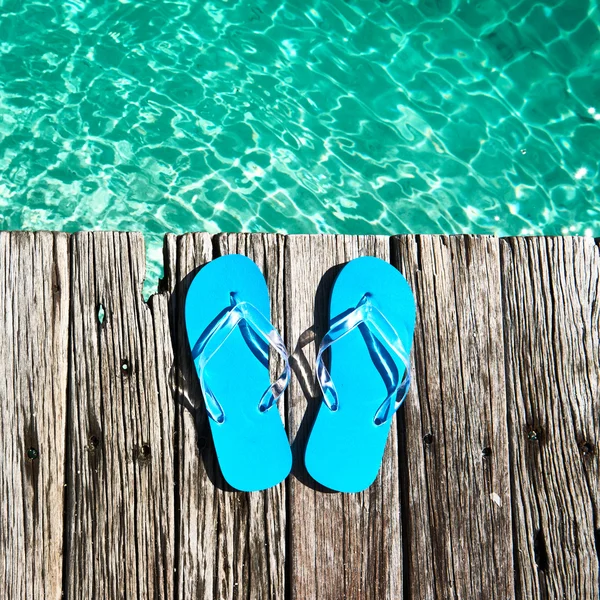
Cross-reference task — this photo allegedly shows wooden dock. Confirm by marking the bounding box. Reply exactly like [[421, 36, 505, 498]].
[[0, 231, 598, 599]]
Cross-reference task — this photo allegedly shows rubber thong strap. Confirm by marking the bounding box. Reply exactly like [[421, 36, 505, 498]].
[[316, 293, 411, 425], [191, 292, 290, 424]]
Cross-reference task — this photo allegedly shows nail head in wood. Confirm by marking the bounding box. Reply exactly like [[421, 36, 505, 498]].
[[579, 441, 595, 457], [136, 443, 151, 463]]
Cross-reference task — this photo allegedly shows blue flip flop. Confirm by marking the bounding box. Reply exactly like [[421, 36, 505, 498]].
[[185, 254, 292, 492], [305, 256, 415, 493]]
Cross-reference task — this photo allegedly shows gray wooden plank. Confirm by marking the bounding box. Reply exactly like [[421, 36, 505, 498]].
[[286, 234, 402, 600], [66, 232, 175, 599], [214, 233, 287, 600], [0, 231, 70, 600], [501, 236, 600, 598], [172, 232, 287, 600], [392, 235, 513, 600], [165, 233, 218, 599], [169, 232, 216, 600]]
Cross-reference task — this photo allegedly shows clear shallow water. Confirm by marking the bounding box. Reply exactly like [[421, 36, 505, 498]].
[[0, 0, 599, 293]]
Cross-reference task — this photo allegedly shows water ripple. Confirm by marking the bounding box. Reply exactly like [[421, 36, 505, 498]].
[[0, 0, 599, 293]]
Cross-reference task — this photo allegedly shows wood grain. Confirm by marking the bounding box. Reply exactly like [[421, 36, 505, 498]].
[[214, 233, 287, 600], [392, 235, 514, 600], [65, 232, 175, 599], [169, 232, 216, 600], [285, 234, 402, 600], [0, 231, 70, 600], [3, 231, 600, 599], [172, 232, 287, 600], [501, 236, 600, 598]]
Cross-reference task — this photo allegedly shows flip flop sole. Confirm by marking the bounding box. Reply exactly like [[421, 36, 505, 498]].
[[305, 256, 415, 493], [186, 254, 291, 491]]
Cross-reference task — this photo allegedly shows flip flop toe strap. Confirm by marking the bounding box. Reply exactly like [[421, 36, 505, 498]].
[[316, 293, 411, 425], [191, 292, 290, 424]]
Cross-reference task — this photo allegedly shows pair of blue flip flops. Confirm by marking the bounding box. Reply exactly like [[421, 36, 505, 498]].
[[185, 254, 415, 493]]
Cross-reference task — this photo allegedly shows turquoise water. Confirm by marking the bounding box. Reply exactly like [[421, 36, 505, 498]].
[[1, 0, 599, 292]]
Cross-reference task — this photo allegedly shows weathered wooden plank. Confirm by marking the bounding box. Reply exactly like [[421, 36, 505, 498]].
[[392, 235, 513, 599], [168, 232, 215, 600], [501, 236, 600, 598], [172, 232, 287, 599], [286, 235, 402, 600], [65, 232, 175, 599], [0, 232, 69, 600], [214, 233, 287, 600]]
